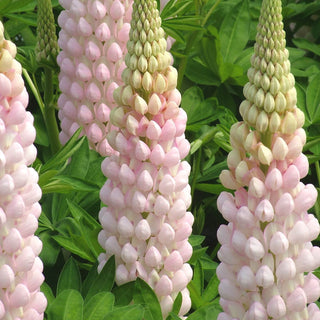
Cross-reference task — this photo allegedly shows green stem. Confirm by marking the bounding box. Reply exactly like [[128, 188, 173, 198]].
[[44, 67, 61, 154]]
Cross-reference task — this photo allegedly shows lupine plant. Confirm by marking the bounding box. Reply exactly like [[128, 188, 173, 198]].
[[217, 0, 320, 319], [0, 21, 46, 320], [2, 0, 320, 320], [98, 0, 193, 317]]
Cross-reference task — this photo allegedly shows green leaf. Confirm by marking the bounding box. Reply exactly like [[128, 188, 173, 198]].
[[186, 301, 221, 320], [163, 16, 203, 31], [185, 59, 220, 86], [41, 128, 85, 173], [47, 289, 83, 320], [306, 73, 320, 124], [103, 305, 144, 320], [85, 256, 115, 301], [39, 231, 60, 266], [197, 160, 228, 183], [296, 82, 310, 127], [202, 273, 219, 302], [193, 260, 204, 297], [52, 235, 96, 262], [195, 183, 227, 194], [41, 282, 55, 306], [171, 292, 182, 315], [219, 0, 250, 63], [84, 292, 115, 320], [188, 235, 205, 247], [133, 278, 162, 320], [82, 263, 99, 297], [66, 199, 100, 228], [113, 281, 135, 306], [57, 257, 82, 295]]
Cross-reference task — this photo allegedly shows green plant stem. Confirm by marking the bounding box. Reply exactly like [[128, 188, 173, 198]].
[[44, 67, 61, 154]]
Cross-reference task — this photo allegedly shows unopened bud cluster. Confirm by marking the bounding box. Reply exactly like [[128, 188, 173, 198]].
[[0, 22, 47, 320], [57, 0, 132, 156], [217, 1, 320, 319], [35, 0, 59, 62], [98, 0, 192, 317]]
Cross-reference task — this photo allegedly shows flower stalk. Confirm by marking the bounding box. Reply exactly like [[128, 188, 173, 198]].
[[216, 0, 320, 319]]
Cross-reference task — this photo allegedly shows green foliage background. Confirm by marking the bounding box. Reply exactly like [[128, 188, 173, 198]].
[[1, 0, 320, 318]]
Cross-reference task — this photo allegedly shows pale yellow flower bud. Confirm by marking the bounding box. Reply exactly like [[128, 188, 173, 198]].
[[255, 88, 265, 108], [220, 170, 241, 190], [258, 144, 273, 165], [110, 106, 125, 127], [134, 95, 148, 114], [247, 105, 259, 125], [264, 92, 275, 113], [239, 100, 251, 119], [227, 149, 242, 170], [235, 160, 249, 184], [269, 111, 281, 132], [142, 71, 153, 91], [154, 73, 167, 94], [138, 55, 148, 72], [148, 56, 158, 73], [270, 77, 280, 95], [261, 73, 270, 91], [121, 85, 134, 105], [131, 69, 142, 89], [256, 110, 269, 132], [275, 91, 286, 113], [272, 137, 288, 160], [281, 111, 296, 134], [0, 49, 13, 72]]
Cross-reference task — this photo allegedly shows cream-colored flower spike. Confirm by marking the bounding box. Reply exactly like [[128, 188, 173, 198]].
[[98, 0, 193, 318], [217, 0, 320, 319]]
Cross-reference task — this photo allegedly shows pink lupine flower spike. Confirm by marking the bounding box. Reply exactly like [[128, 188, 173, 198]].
[[217, 1, 320, 319], [57, 0, 132, 156], [0, 21, 47, 320], [98, 0, 193, 317]]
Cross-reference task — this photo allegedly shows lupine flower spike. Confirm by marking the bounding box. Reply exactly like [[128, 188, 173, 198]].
[[0, 22, 46, 319], [57, 0, 132, 156], [217, 1, 320, 319], [98, 0, 193, 317]]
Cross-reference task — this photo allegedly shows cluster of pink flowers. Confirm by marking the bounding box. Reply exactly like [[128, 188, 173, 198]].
[[97, 0, 193, 317], [57, 0, 132, 156], [217, 0, 320, 319], [0, 22, 46, 320]]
